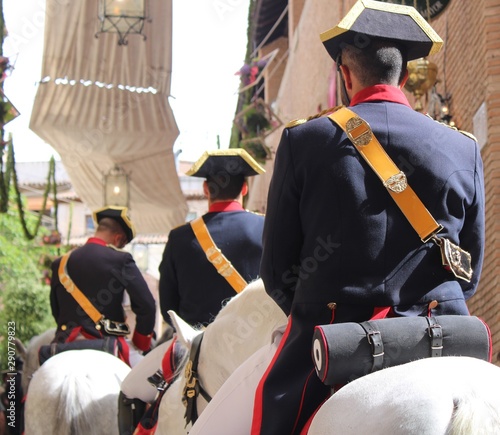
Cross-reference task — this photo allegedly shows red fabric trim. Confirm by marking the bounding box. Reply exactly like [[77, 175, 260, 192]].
[[291, 369, 316, 433], [208, 201, 244, 212], [314, 326, 329, 383], [86, 237, 107, 246], [133, 330, 152, 352], [479, 318, 493, 363], [299, 392, 330, 435], [370, 306, 392, 320], [66, 326, 83, 342], [251, 318, 294, 435], [350, 84, 411, 108], [162, 337, 178, 383], [133, 422, 158, 435]]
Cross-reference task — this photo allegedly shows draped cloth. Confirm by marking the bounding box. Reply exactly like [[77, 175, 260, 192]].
[[29, 0, 187, 234]]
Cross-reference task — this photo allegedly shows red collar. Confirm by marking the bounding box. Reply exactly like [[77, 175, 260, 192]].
[[350, 85, 411, 108], [86, 237, 107, 246], [208, 201, 244, 213]]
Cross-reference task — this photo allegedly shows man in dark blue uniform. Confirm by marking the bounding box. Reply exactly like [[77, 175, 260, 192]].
[[50, 206, 156, 362], [159, 149, 266, 328], [251, 1, 485, 434]]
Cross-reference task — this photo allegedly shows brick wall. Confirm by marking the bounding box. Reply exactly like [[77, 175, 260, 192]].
[[247, 0, 500, 363]]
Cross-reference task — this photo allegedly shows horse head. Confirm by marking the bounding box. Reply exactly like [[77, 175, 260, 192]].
[[156, 279, 287, 434]]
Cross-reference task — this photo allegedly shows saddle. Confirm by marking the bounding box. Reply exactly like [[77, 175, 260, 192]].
[[39, 336, 118, 365]]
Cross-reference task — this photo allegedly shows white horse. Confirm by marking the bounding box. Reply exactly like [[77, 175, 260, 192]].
[[156, 278, 287, 434], [21, 327, 57, 394], [24, 349, 130, 435], [154, 278, 500, 434], [307, 356, 500, 435]]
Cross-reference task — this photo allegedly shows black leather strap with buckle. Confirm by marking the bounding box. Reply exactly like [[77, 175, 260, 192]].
[[360, 320, 384, 373], [100, 318, 130, 336], [182, 332, 212, 427], [426, 316, 443, 357]]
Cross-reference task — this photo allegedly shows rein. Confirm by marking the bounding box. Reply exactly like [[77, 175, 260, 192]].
[[182, 332, 212, 426]]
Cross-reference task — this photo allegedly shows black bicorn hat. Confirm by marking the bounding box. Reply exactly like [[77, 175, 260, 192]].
[[320, 0, 443, 62], [93, 206, 136, 243], [185, 148, 266, 178]]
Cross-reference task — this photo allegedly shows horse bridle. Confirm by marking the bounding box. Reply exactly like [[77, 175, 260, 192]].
[[182, 332, 212, 426]]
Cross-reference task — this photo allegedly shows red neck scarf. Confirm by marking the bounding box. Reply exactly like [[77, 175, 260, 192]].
[[208, 201, 244, 213], [350, 84, 411, 108], [86, 237, 107, 246]]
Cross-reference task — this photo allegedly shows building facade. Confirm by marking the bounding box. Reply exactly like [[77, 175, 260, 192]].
[[243, 0, 500, 362]]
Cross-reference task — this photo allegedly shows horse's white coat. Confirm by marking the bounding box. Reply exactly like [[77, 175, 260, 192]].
[[156, 278, 500, 435], [24, 349, 130, 435], [307, 356, 500, 435], [121, 338, 174, 402], [21, 327, 56, 394], [156, 278, 287, 435]]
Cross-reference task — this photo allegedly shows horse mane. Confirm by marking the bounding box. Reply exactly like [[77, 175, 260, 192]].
[[199, 279, 287, 391]]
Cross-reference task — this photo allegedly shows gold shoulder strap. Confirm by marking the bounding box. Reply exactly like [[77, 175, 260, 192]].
[[329, 107, 472, 282], [59, 252, 104, 326], [190, 217, 247, 293], [329, 107, 442, 242]]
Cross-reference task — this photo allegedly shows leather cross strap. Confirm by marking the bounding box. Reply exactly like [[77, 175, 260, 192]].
[[426, 316, 443, 357], [190, 217, 247, 293], [329, 107, 443, 243], [58, 252, 103, 325], [359, 321, 385, 373]]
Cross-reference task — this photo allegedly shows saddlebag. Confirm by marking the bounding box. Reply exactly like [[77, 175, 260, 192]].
[[39, 336, 118, 365], [313, 315, 491, 386]]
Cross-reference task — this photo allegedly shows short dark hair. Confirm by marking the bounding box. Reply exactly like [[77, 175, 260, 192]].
[[206, 174, 245, 200], [97, 217, 125, 236], [341, 40, 407, 87]]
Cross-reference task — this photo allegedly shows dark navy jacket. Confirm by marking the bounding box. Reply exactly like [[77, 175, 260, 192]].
[[262, 99, 485, 321], [159, 208, 264, 326], [50, 239, 156, 343], [253, 87, 485, 435]]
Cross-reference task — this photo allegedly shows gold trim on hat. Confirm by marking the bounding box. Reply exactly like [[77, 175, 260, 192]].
[[185, 148, 266, 177], [320, 0, 443, 56], [320, 0, 365, 42], [93, 205, 136, 240]]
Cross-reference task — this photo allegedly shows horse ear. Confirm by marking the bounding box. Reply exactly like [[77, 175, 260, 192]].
[[168, 310, 201, 349]]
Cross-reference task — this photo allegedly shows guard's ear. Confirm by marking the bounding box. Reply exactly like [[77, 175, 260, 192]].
[[202, 180, 210, 198], [339, 64, 353, 91], [241, 181, 249, 197], [168, 310, 202, 350], [399, 68, 409, 88]]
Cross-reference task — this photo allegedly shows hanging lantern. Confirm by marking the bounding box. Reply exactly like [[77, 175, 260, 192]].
[[97, 0, 147, 46], [404, 58, 438, 112], [104, 165, 130, 207]]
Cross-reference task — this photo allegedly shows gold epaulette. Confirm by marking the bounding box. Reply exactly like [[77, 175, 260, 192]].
[[459, 130, 478, 142], [245, 209, 265, 216], [285, 105, 344, 129], [107, 244, 126, 252], [430, 116, 478, 142]]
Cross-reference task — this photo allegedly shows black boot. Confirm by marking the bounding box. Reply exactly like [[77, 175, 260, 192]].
[[118, 391, 147, 435]]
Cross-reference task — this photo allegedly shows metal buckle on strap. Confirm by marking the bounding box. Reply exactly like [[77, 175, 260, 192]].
[[205, 247, 223, 265], [346, 116, 372, 147], [431, 235, 473, 282], [100, 318, 130, 336], [426, 317, 443, 357], [383, 171, 408, 193], [360, 321, 385, 373]]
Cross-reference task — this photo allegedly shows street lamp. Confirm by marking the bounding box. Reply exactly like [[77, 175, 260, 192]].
[[404, 58, 438, 112], [104, 165, 130, 207], [97, 0, 147, 46]]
